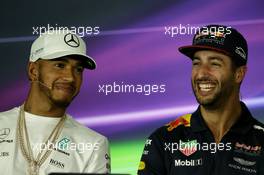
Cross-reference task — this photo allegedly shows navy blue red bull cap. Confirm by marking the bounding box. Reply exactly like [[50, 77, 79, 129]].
[[178, 24, 248, 66]]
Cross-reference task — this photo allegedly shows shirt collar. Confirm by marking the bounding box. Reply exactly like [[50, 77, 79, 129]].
[[190, 101, 255, 134]]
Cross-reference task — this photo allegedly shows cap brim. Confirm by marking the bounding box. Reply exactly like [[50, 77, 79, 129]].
[[40, 51, 96, 70], [73, 54, 97, 70], [178, 45, 231, 59]]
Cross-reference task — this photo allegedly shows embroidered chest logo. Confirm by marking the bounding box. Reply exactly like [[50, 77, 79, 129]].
[[0, 128, 13, 144], [233, 157, 256, 166], [49, 158, 65, 169], [234, 142, 261, 156], [58, 137, 71, 150], [179, 140, 197, 156], [53, 137, 71, 156]]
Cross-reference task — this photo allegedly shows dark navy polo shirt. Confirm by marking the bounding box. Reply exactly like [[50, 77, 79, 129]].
[[138, 102, 264, 175]]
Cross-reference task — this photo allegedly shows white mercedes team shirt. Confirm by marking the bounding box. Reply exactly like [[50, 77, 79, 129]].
[[0, 106, 110, 175]]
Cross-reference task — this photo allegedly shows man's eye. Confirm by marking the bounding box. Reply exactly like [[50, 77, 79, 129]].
[[55, 63, 65, 68], [76, 67, 84, 73], [212, 62, 221, 67], [192, 61, 200, 66]]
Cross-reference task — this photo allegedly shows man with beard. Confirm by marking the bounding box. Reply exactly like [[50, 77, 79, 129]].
[[0, 30, 110, 175], [138, 25, 264, 174]]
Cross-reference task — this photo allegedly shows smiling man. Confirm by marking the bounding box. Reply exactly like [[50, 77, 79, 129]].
[[138, 25, 264, 174], [0, 30, 110, 175]]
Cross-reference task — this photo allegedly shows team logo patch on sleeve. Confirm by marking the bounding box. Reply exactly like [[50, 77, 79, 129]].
[[166, 114, 191, 131]]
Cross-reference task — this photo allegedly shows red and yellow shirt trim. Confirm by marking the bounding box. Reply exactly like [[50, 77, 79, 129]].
[[166, 114, 192, 131]]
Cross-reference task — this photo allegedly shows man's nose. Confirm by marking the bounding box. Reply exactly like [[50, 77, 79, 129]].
[[62, 68, 75, 82], [196, 64, 211, 79]]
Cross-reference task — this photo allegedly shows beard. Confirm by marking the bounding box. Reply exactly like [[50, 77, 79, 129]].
[[50, 97, 72, 108], [37, 77, 78, 108], [191, 76, 235, 109], [49, 87, 79, 108]]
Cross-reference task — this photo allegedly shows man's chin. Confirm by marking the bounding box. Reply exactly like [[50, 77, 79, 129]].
[[198, 100, 214, 106], [52, 97, 73, 108], [196, 95, 216, 106], [54, 100, 71, 108]]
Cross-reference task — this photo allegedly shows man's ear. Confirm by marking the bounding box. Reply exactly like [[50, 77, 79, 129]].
[[27, 62, 39, 81], [235, 66, 247, 84]]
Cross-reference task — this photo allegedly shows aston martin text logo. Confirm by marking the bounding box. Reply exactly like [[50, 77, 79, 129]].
[[64, 33, 80, 47]]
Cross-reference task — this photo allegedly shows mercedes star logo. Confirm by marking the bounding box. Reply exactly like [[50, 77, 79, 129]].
[[64, 33, 80, 47]]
